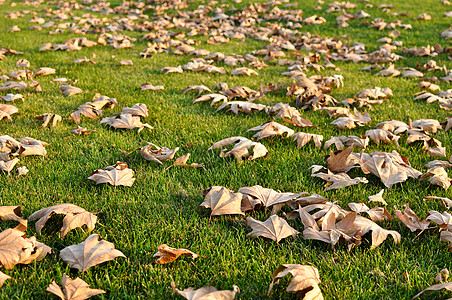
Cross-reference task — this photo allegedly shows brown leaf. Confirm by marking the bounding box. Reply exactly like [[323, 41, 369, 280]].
[[268, 264, 323, 299], [59, 234, 126, 272], [28, 203, 97, 238], [86, 161, 136, 187], [100, 114, 153, 133], [368, 189, 387, 205], [0, 229, 51, 269], [0, 205, 27, 231], [412, 282, 452, 299], [327, 146, 358, 173], [59, 85, 82, 97], [70, 127, 95, 136], [199, 187, 244, 217], [140, 143, 179, 165], [0, 271, 11, 288], [395, 204, 430, 233], [238, 185, 300, 208], [46, 273, 106, 300], [246, 215, 299, 243], [247, 121, 294, 140], [293, 133, 323, 149], [173, 153, 204, 168], [171, 282, 239, 300], [34, 113, 62, 128], [153, 244, 198, 264], [208, 137, 268, 161]]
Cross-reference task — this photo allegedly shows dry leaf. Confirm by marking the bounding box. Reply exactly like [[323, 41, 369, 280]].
[[208, 137, 268, 161], [59, 85, 82, 97], [17, 138, 48, 157], [46, 274, 106, 300], [0, 93, 23, 102], [86, 161, 135, 187], [140, 143, 179, 165], [121, 103, 148, 118], [171, 282, 239, 300], [293, 133, 323, 149], [59, 234, 126, 272], [174, 153, 204, 168], [153, 244, 198, 264], [395, 205, 430, 234], [35, 113, 62, 128], [71, 127, 95, 136], [28, 203, 97, 238], [368, 189, 387, 205], [34, 67, 56, 76], [140, 83, 164, 91], [0, 158, 20, 173], [246, 215, 299, 242], [312, 171, 368, 191], [412, 282, 452, 299], [268, 264, 323, 300], [0, 205, 27, 231], [238, 185, 301, 209], [231, 67, 258, 76], [365, 129, 400, 146], [193, 93, 228, 106], [327, 146, 359, 173], [16, 166, 29, 176], [0, 228, 51, 269], [100, 114, 153, 133], [0, 271, 11, 288], [247, 121, 294, 140], [199, 187, 244, 218]]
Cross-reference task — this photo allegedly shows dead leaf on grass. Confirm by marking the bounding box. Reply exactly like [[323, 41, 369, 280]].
[[153, 244, 198, 264]]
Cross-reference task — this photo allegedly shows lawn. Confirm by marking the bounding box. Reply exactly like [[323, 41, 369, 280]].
[[0, 0, 451, 299]]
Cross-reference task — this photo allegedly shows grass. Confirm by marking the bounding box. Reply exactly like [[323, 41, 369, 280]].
[[0, 0, 451, 299]]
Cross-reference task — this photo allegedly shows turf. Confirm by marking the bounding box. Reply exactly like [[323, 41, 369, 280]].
[[0, 0, 451, 299]]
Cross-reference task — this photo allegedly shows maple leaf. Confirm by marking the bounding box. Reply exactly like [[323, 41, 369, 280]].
[[246, 215, 299, 242], [0, 271, 11, 288], [395, 205, 430, 238], [231, 67, 258, 76], [0, 229, 51, 269], [100, 114, 153, 133], [34, 113, 62, 128], [268, 264, 323, 300], [28, 203, 97, 238], [71, 127, 95, 136], [368, 189, 388, 205], [193, 93, 228, 106], [121, 103, 148, 118], [153, 244, 198, 264], [47, 274, 106, 300], [216, 101, 268, 115], [238, 185, 301, 210], [326, 146, 359, 173], [140, 83, 164, 91], [86, 161, 136, 187], [17, 138, 48, 157], [293, 132, 323, 149], [323, 135, 368, 150], [173, 153, 204, 168], [0, 93, 23, 102], [59, 85, 82, 97], [312, 170, 368, 191], [0, 158, 20, 173], [420, 167, 452, 189], [183, 85, 212, 96], [426, 211, 452, 230], [140, 143, 179, 165], [365, 129, 400, 146], [359, 151, 422, 188], [208, 137, 268, 161], [412, 281, 452, 299], [247, 121, 294, 140], [34, 67, 56, 77], [0, 205, 27, 231], [60, 234, 126, 272], [171, 282, 239, 300], [199, 187, 244, 218]]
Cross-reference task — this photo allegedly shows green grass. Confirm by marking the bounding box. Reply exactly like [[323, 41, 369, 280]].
[[0, 0, 451, 299]]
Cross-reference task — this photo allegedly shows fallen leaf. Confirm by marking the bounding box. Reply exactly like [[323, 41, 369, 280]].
[[173, 153, 204, 168], [35, 113, 62, 127], [0, 271, 11, 288], [28, 203, 97, 238], [140, 143, 179, 165], [246, 215, 299, 242], [0, 205, 27, 231], [208, 137, 268, 161], [59, 234, 126, 272], [86, 161, 135, 187], [153, 244, 198, 264], [100, 114, 153, 133], [368, 189, 387, 205], [268, 264, 323, 299], [171, 282, 239, 300], [70, 127, 95, 136], [59, 85, 82, 97], [46, 274, 105, 300], [199, 187, 244, 218], [247, 121, 294, 140]]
